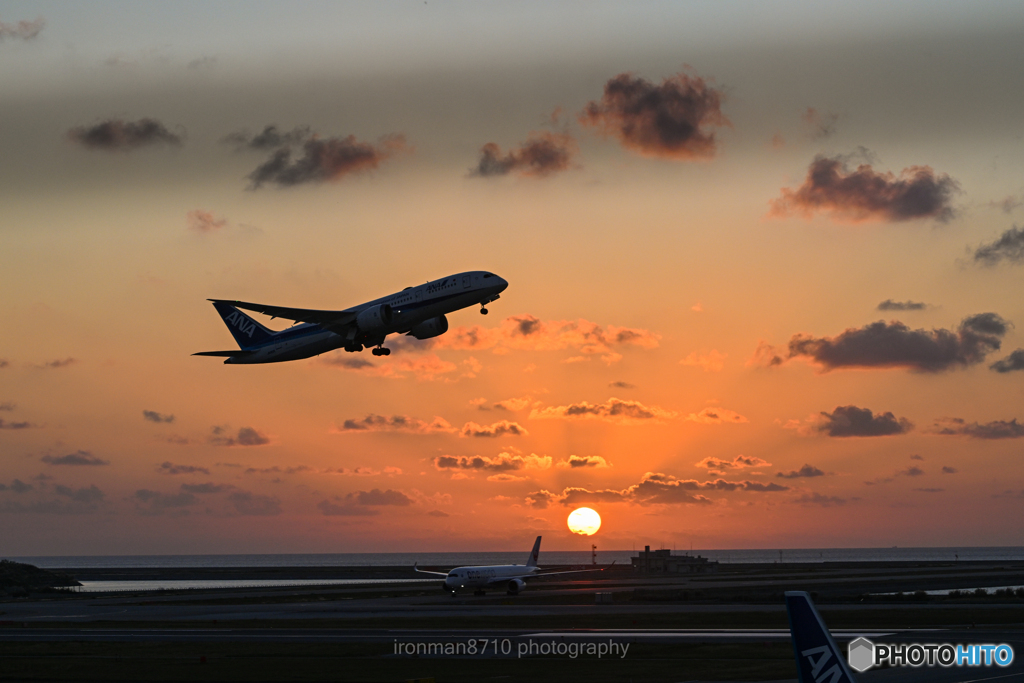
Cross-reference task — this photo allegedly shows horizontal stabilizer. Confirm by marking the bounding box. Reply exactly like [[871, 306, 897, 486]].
[[192, 350, 254, 357]]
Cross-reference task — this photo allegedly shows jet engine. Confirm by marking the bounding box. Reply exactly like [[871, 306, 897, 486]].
[[407, 315, 448, 340], [356, 304, 393, 333], [506, 578, 526, 595]]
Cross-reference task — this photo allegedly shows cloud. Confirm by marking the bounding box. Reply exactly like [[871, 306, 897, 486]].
[[783, 313, 1009, 372], [0, 16, 45, 40], [41, 450, 109, 466], [748, 341, 786, 368], [0, 403, 12, 411], [180, 482, 233, 494], [0, 419, 33, 429], [317, 499, 378, 516], [910, 454, 924, 461], [769, 154, 959, 222], [686, 407, 748, 424], [814, 405, 913, 437], [55, 484, 104, 504], [529, 472, 786, 509], [877, 299, 927, 311], [579, 71, 729, 160], [186, 210, 228, 233], [321, 353, 459, 381], [38, 358, 76, 369], [991, 349, 1024, 373], [244, 465, 316, 475], [223, 125, 312, 150], [530, 398, 676, 424], [0, 359, 8, 368], [324, 466, 402, 477], [426, 509, 449, 518], [333, 414, 456, 434], [346, 489, 413, 506], [143, 410, 175, 424], [433, 314, 659, 364], [991, 196, 1022, 214], [470, 132, 577, 178], [486, 473, 529, 482], [1, 479, 34, 493], [680, 350, 726, 372], [557, 455, 611, 469], [801, 107, 838, 139], [777, 464, 826, 479], [133, 489, 197, 514], [915, 488, 944, 493], [941, 466, 958, 474], [493, 397, 532, 412], [932, 417, 1024, 439], [157, 462, 210, 475], [608, 381, 635, 389], [433, 453, 551, 472], [900, 466, 925, 477], [209, 426, 270, 447], [696, 455, 770, 474], [247, 134, 408, 189], [972, 225, 1024, 266], [459, 420, 528, 438], [793, 492, 846, 507], [228, 491, 282, 516], [68, 118, 183, 151]]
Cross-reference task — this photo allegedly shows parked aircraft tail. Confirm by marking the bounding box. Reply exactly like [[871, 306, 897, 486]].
[[525, 536, 541, 568], [210, 301, 276, 349], [785, 591, 856, 683]]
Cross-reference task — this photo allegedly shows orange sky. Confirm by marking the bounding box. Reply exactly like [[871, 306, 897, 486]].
[[2, 2, 1024, 555]]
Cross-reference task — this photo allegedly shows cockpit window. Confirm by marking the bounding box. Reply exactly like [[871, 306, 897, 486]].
[[483, 273, 493, 278], [447, 570, 457, 577]]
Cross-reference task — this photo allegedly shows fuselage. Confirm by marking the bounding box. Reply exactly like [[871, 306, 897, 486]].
[[226, 271, 507, 364], [443, 564, 539, 591]]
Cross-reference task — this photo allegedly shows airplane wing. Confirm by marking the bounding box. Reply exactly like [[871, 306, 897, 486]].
[[485, 565, 611, 585], [192, 350, 254, 357], [413, 563, 449, 577], [209, 299, 358, 331]]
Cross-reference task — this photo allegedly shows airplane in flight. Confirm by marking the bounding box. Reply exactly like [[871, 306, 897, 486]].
[[413, 536, 608, 596], [194, 270, 507, 364]]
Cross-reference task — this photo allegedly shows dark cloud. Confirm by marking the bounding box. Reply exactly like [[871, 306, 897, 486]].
[[228, 491, 282, 516], [972, 225, 1024, 266], [68, 118, 183, 151], [244, 465, 315, 475], [528, 472, 786, 508], [222, 125, 312, 150], [3, 479, 34, 493], [247, 134, 408, 189], [801, 107, 838, 139], [180, 482, 233, 494], [559, 455, 610, 469], [878, 299, 927, 311], [0, 359, 8, 368], [910, 454, 924, 461], [914, 488, 944, 493], [991, 349, 1024, 373], [470, 132, 577, 178], [777, 464, 826, 479], [531, 398, 675, 423], [347, 489, 413, 506], [186, 210, 227, 233], [786, 313, 1009, 372], [157, 462, 210, 475], [941, 466, 958, 474], [695, 455, 770, 474], [459, 420, 528, 438], [317, 499, 378, 516], [900, 466, 925, 477], [143, 410, 175, 424], [794, 492, 847, 507], [426, 509, 449, 518], [55, 484, 104, 504], [209, 426, 270, 447], [433, 453, 550, 472], [336, 414, 454, 434], [932, 417, 1024, 439], [0, 16, 45, 40], [0, 419, 33, 429], [816, 405, 913, 437], [579, 71, 729, 159], [0, 402, 14, 411], [608, 381, 635, 389], [133, 489, 196, 514], [41, 450, 109, 466], [39, 358, 76, 369], [769, 155, 959, 222]]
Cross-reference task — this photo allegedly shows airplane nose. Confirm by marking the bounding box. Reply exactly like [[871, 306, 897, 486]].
[[497, 277, 508, 292]]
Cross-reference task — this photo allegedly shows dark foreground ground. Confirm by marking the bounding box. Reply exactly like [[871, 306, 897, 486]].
[[3, 560, 1024, 682]]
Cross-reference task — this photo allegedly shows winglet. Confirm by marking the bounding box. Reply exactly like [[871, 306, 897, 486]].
[[785, 591, 856, 683]]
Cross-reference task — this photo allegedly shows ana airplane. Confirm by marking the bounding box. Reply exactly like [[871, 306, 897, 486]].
[[786, 591, 857, 683], [413, 536, 607, 597], [194, 270, 508, 364]]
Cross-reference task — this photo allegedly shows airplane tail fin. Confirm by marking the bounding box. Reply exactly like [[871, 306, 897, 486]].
[[525, 536, 542, 567], [785, 591, 856, 683], [210, 301, 276, 349]]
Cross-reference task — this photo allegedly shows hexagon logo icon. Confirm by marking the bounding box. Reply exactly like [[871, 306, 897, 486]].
[[848, 637, 875, 672]]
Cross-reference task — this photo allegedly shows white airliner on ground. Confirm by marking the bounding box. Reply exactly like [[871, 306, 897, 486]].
[[194, 271, 507, 364], [414, 536, 607, 596]]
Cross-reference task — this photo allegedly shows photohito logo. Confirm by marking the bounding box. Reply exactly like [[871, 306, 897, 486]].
[[847, 637, 1014, 672]]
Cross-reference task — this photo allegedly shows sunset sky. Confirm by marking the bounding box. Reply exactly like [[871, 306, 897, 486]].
[[3, 1, 1024, 556]]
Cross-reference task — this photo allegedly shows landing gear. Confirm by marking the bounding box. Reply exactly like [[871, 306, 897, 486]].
[[371, 347, 391, 356], [344, 344, 362, 353], [480, 307, 488, 315]]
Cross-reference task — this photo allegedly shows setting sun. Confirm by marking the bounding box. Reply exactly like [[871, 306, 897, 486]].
[[567, 507, 602, 536]]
